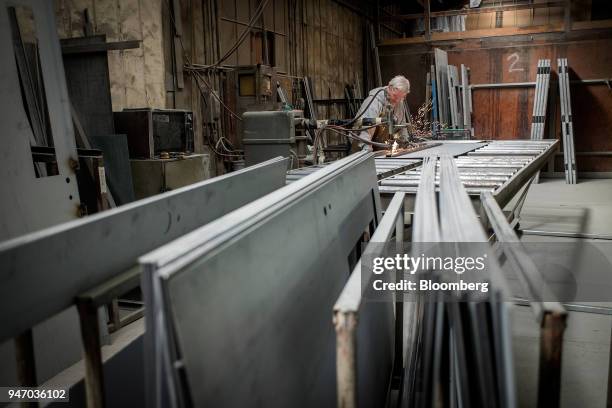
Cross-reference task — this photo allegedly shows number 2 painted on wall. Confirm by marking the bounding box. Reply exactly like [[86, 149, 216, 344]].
[[507, 53, 525, 72]]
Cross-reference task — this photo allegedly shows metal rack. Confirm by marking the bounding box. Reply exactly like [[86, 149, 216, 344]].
[[378, 140, 559, 210]]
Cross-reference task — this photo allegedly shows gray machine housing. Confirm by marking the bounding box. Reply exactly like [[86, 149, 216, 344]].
[[243, 110, 307, 168]]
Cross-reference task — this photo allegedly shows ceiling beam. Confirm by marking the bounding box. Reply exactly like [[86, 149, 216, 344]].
[[381, 1, 566, 21]]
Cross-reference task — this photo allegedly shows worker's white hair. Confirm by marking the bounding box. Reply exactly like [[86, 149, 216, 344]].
[[388, 75, 410, 93]]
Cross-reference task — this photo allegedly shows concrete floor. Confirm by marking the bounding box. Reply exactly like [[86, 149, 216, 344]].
[[510, 178, 612, 408], [517, 178, 612, 237]]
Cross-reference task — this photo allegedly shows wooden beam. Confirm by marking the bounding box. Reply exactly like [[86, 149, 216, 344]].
[[424, 0, 431, 40], [380, 24, 564, 45], [571, 19, 612, 30], [564, 0, 571, 33], [381, 1, 566, 21], [77, 300, 106, 408], [537, 312, 567, 408], [61, 40, 140, 55]]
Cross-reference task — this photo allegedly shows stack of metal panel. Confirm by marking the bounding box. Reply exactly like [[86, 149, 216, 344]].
[[140, 152, 382, 407], [434, 48, 450, 126], [461, 64, 473, 135], [379, 140, 558, 207], [447, 65, 463, 129], [402, 155, 515, 407], [558, 58, 577, 184], [530, 59, 551, 143], [526, 59, 548, 186]]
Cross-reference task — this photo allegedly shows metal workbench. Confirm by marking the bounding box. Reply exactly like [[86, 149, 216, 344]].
[[379, 140, 559, 211]]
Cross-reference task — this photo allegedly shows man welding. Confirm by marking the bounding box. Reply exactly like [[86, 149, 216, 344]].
[[355, 75, 411, 151]]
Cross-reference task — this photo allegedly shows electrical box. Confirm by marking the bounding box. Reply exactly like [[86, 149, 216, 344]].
[[114, 108, 194, 158], [236, 64, 276, 101], [130, 154, 210, 199]]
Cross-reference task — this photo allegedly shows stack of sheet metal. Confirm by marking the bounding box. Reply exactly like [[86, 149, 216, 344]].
[[558, 58, 577, 184], [530, 59, 551, 143], [402, 155, 515, 408], [140, 152, 383, 407]]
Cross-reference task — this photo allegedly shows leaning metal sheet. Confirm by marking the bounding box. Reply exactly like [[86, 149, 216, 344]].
[[141, 152, 381, 407], [0, 157, 288, 343], [0, 0, 81, 240], [394, 141, 487, 159], [334, 193, 405, 407]]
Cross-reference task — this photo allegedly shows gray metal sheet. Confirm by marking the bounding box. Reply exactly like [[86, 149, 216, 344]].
[[334, 192, 404, 407], [395, 142, 487, 159], [0, 157, 289, 343], [142, 152, 382, 407], [0, 0, 81, 240]]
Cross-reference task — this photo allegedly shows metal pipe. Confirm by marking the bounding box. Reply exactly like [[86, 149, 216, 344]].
[[471, 82, 536, 89]]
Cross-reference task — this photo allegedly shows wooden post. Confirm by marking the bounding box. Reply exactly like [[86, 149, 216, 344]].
[[564, 0, 571, 33], [108, 299, 121, 333], [537, 312, 567, 408], [424, 0, 431, 40], [15, 329, 37, 408], [77, 300, 105, 408]]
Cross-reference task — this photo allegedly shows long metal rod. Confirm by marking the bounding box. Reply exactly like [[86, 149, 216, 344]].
[[521, 229, 612, 240], [471, 82, 536, 89], [413, 156, 440, 241], [481, 192, 565, 321]]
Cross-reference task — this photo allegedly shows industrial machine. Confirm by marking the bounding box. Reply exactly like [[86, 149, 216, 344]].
[[243, 106, 429, 169], [243, 110, 309, 169]]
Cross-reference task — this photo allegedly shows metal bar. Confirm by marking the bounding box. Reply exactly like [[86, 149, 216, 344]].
[[439, 155, 488, 242], [514, 299, 612, 315], [570, 78, 612, 85], [520, 229, 612, 240], [413, 156, 440, 241], [553, 151, 612, 156], [471, 82, 536, 89], [461, 64, 471, 131], [447, 66, 458, 128], [0, 157, 288, 343], [481, 192, 565, 320], [394, 199, 405, 372]]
